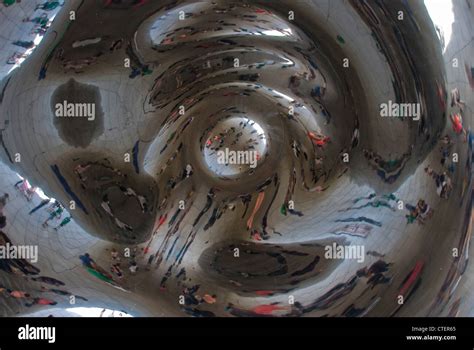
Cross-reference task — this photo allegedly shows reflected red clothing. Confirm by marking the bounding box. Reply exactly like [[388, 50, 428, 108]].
[[452, 114, 463, 134], [251, 304, 286, 315]]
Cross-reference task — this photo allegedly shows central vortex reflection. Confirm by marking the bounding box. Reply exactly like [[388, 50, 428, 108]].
[[203, 117, 268, 177]]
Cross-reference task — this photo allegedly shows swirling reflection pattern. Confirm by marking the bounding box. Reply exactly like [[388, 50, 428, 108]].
[[0, 0, 473, 317]]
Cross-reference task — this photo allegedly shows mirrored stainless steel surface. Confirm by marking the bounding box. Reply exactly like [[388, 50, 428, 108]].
[[0, 0, 473, 317]]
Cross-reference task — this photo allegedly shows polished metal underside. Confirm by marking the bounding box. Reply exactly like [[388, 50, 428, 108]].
[[0, 0, 473, 317]]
